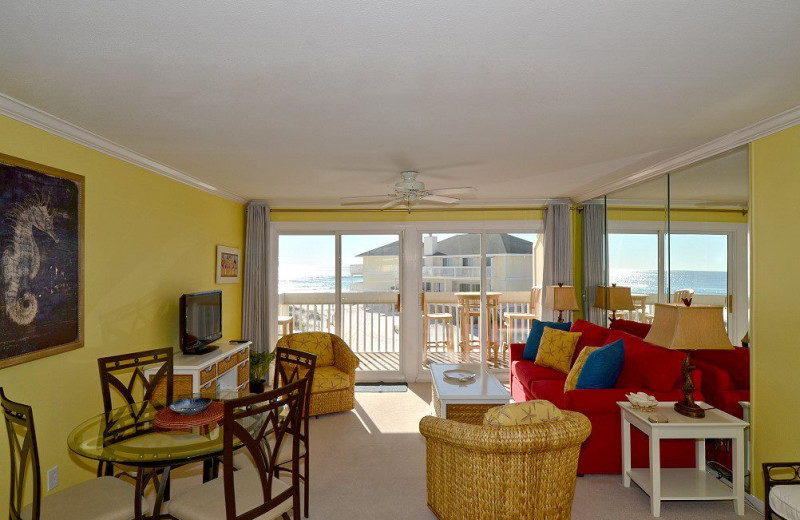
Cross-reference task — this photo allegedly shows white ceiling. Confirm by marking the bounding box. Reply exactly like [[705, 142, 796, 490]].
[[1, 2, 799, 205]]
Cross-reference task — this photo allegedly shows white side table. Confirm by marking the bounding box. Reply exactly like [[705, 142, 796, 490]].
[[619, 401, 748, 517]]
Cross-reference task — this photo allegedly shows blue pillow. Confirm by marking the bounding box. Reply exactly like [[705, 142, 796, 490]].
[[522, 320, 572, 360], [576, 339, 625, 389]]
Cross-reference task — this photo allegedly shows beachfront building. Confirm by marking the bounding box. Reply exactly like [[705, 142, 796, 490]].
[[353, 233, 544, 293]]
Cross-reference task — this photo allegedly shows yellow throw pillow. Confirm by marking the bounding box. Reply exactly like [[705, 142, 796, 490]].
[[535, 326, 582, 374], [483, 400, 564, 426], [564, 346, 599, 392]]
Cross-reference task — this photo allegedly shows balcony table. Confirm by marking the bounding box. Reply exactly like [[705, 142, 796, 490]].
[[68, 391, 261, 519]]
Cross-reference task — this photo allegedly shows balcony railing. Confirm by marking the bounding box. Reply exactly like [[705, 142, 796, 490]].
[[421, 266, 491, 279]]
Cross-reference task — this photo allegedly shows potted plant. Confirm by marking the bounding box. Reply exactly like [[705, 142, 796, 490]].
[[249, 350, 276, 393]]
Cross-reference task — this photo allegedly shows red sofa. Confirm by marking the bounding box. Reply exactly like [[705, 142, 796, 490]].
[[510, 319, 701, 474]]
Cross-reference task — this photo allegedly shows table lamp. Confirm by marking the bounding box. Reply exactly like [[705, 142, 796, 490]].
[[593, 284, 635, 322], [644, 302, 733, 418], [544, 283, 580, 322]]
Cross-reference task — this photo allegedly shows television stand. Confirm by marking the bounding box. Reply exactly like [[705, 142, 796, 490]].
[[186, 345, 219, 355]]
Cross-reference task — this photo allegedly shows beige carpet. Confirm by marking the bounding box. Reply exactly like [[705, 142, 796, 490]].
[[167, 383, 760, 519]]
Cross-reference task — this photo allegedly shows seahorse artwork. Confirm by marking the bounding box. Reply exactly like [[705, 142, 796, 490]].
[[1, 193, 60, 326]]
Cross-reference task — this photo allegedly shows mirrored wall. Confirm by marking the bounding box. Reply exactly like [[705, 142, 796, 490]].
[[584, 146, 749, 346]]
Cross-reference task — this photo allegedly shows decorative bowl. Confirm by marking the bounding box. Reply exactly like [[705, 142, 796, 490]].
[[169, 398, 213, 415], [443, 369, 477, 383], [626, 392, 658, 412]]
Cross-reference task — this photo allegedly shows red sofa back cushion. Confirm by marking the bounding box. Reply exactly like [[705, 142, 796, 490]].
[[693, 347, 750, 388], [604, 330, 685, 392], [570, 319, 613, 363], [609, 319, 652, 339]]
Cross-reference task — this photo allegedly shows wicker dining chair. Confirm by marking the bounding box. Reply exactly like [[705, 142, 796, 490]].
[[1, 387, 144, 520], [419, 410, 591, 520], [168, 378, 308, 520], [233, 347, 317, 518], [97, 347, 174, 478]]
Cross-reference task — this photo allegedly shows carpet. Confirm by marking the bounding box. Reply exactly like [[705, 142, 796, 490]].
[[164, 383, 760, 519]]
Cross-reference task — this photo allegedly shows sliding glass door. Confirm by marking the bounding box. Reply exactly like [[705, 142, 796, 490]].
[[277, 232, 403, 380]]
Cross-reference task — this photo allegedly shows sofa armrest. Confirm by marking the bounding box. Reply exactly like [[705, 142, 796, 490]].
[[331, 335, 360, 382], [693, 360, 734, 394], [510, 343, 526, 363]]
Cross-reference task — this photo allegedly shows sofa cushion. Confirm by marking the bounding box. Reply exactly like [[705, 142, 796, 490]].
[[564, 347, 599, 393], [483, 400, 564, 426], [535, 327, 582, 373], [523, 320, 571, 360], [570, 319, 613, 362], [605, 330, 684, 392], [511, 361, 567, 387], [287, 332, 334, 366], [529, 379, 568, 409], [609, 319, 652, 339], [576, 339, 625, 390]]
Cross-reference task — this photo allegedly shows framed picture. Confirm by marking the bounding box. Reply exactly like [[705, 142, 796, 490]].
[[0, 153, 84, 369], [216, 245, 241, 284]]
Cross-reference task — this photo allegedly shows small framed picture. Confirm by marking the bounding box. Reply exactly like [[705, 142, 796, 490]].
[[216, 245, 241, 284]]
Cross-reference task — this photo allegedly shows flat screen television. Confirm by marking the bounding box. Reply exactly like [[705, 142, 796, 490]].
[[179, 291, 222, 354]]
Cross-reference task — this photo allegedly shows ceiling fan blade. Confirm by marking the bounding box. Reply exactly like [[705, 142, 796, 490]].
[[380, 199, 404, 210], [428, 187, 477, 195], [422, 194, 459, 204], [341, 194, 393, 201]]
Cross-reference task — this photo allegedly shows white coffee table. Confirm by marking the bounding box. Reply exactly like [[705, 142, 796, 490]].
[[430, 363, 511, 424], [618, 401, 749, 517]]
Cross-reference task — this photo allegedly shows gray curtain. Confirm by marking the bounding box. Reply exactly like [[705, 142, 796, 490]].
[[542, 202, 572, 321], [582, 202, 606, 325], [242, 201, 270, 353]]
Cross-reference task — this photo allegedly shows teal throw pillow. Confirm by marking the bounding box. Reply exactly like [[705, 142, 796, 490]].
[[522, 320, 572, 361], [575, 339, 625, 389]]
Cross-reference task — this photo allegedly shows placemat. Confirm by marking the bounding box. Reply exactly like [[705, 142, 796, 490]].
[[154, 401, 224, 430]]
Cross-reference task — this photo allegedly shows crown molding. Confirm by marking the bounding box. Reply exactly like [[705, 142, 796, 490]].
[[0, 93, 247, 204], [572, 104, 800, 203]]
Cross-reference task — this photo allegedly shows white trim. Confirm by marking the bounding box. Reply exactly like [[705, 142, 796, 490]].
[[0, 93, 247, 204], [574, 105, 800, 202], [746, 492, 765, 515], [269, 198, 550, 209]]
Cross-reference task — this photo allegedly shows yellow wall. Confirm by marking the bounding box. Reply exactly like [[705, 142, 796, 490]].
[[0, 115, 245, 515], [270, 207, 545, 222], [749, 124, 800, 500]]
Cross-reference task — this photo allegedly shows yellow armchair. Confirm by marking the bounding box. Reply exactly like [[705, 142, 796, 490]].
[[276, 332, 360, 416], [419, 411, 591, 520]]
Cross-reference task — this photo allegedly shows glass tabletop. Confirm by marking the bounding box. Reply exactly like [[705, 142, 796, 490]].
[[67, 391, 267, 466]]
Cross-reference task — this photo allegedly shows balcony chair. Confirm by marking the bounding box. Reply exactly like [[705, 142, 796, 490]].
[[502, 287, 542, 358], [276, 332, 359, 416], [672, 288, 695, 305], [422, 292, 455, 365], [1, 387, 144, 520], [169, 379, 307, 520], [419, 409, 591, 520]]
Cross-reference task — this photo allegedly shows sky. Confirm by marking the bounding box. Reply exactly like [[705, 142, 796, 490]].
[[609, 233, 727, 271]]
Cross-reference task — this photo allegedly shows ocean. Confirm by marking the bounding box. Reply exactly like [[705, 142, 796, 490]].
[[279, 269, 727, 296], [610, 269, 727, 296]]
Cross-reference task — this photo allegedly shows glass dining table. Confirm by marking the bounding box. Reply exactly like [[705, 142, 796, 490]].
[[68, 392, 261, 519]]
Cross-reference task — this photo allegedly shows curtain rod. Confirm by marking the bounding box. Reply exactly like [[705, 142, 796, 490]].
[[269, 206, 547, 214]]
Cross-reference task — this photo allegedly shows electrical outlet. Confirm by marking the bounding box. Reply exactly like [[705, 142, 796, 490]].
[[47, 466, 58, 491]]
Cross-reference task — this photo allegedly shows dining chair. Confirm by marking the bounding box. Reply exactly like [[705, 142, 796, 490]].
[[1, 387, 144, 520], [232, 347, 317, 518], [168, 378, 307, 520], [97, 347, 174, 477]]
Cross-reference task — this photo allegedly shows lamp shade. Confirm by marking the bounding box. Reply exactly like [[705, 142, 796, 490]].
[[593, 285, 635, 311], [644, 303, 734, 351], [544, 285, 580, 311]]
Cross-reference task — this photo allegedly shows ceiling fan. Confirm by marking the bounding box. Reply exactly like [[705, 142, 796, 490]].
[[341, 171, 477, 212]]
